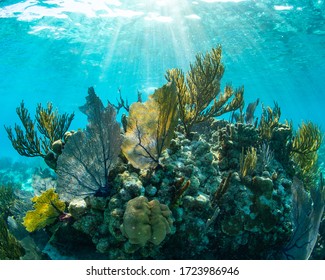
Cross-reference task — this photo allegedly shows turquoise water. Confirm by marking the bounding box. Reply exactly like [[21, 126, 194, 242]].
[[0, 0, 324, 159]]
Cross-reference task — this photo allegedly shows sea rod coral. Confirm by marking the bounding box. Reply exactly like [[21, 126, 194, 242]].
[[5, 101, 74, 169], [165, 45, 244, 137]]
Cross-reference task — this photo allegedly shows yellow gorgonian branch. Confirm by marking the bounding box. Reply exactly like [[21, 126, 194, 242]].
[[23, 188, 66, 232]]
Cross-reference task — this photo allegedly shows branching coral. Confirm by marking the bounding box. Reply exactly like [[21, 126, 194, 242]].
[[4, 101, 74, 169], [56, 87, 123, 200], [0, 184, 17, 219], [165, 46, 244, 137], [23, 188, 66, 232], [290, 121, 322, 175], [258, 102, 281, 140], [239, 147, 257, 177], [121, 82, 178, 169]]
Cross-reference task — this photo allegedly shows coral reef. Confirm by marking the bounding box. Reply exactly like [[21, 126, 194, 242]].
[[4, 104, 322, 260], [2, 46, 324, 260], [0, 157, 40, 188]]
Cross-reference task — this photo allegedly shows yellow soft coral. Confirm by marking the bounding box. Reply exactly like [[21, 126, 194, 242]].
[[23, 188, 66, 232], [240, 147, 257, 177], [121, 82, 178, 169], [291, 121, 322, 173], [290, 121, 323, 190]]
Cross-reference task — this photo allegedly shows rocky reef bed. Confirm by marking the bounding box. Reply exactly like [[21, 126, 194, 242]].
[[61, 120, 294, 259], [3, 118, 322, 260]]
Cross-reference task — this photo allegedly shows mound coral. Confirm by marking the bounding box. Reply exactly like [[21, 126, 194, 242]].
[[120, 196, 173, 246]]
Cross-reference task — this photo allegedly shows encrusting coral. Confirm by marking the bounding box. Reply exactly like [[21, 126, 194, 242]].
[[5, 101, 74, 169], [165, 45, 244, 137]]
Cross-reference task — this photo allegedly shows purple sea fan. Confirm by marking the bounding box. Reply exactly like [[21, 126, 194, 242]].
[[56, 87, 123, 201], [283, 176, 325, 259]]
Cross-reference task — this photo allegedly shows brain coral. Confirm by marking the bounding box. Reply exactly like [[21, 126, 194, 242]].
[[120, 196, 173, 246]]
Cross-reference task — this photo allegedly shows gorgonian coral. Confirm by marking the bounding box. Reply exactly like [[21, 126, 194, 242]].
[[56, 87, 123, 200], [5, 101, 74, 169], [165, 46, 244, 137], [121, 82, 178, 169]]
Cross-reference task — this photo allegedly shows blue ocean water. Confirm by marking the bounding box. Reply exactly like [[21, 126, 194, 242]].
[[0, 0, 324, 160]]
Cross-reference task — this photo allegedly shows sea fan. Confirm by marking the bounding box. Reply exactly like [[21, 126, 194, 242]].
[[283, 176, 325, 259], [56, 87, 122, 201]]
